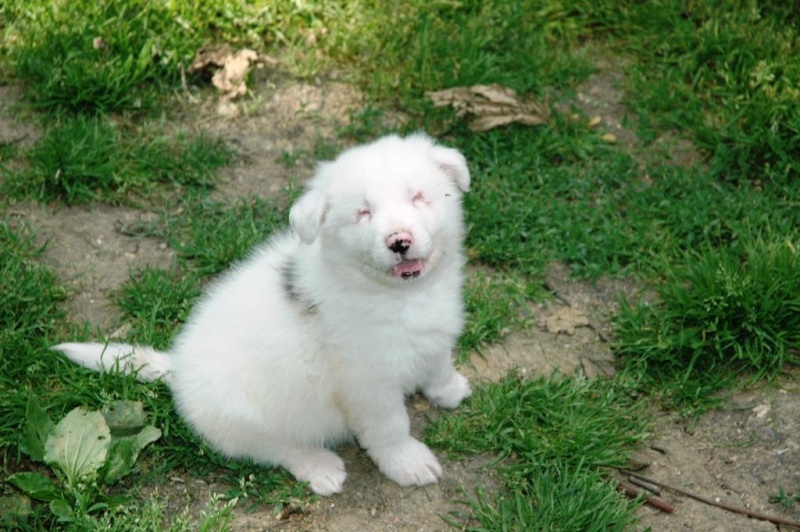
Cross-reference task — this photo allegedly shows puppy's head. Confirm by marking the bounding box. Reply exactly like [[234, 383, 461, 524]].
[[290, 133, 470, 284]]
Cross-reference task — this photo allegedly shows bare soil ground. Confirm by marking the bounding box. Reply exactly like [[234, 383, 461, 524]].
[[3, 60, 800, 530]]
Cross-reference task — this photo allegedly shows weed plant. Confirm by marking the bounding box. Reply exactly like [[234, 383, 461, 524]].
[[427, 374, 648, 529], [615, 234, 800, 411]]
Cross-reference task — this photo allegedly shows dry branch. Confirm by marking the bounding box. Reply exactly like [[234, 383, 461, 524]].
[[622, 470, 800, 529]]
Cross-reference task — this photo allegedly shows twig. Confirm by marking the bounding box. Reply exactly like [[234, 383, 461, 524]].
[[648, 443, 668, 454], [629, 476, 661, 495], [618, 481, 675, 513], [622, 470, 800, 529]]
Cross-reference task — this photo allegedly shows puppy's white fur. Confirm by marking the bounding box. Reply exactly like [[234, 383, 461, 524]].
[[54, 133, 472, 495]]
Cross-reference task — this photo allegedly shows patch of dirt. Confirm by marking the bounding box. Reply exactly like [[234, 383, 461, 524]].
[[0, 85, 39, 151], [4, 56, 800, 531], [572, 67, 639, 148], [635, 384, 800, 531], [179, 73, 366, 200], [243, 444, 501, 531], [9, 204, 174, 331]]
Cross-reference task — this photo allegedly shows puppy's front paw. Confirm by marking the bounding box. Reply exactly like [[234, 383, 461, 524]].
[[425, 372, 471, 409], [288, 449, 347, 496], [374, 438, 442, 487]]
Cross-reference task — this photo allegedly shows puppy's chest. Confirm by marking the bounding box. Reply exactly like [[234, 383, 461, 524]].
[[318, 296, 458, 362]]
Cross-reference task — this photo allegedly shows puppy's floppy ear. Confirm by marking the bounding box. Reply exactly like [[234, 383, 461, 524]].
[[290, 187, 328, 244], [429, 145, 471, 192]]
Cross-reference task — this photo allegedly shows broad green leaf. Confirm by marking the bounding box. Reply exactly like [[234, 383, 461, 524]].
[[87, 501, 109, 514], [44, 408, 110, 488], [20, 394, 55, 462], [49, 498, 74, 522], [103, 425, 161, 485], [7, 472, 59, 502], [101, 400, 147, 436]]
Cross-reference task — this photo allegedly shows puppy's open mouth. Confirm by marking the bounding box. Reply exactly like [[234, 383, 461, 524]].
[[392, 259, 424, 279]]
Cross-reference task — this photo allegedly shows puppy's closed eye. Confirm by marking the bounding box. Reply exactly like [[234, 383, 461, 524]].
[[356, 207, 372, 221]]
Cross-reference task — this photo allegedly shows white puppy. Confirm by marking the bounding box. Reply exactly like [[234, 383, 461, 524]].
[[54, 133, 472, 496]]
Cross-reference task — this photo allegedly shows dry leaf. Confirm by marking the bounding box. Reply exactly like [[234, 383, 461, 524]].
[[188, 45, 279, 117], [545, 307, 589, 335], [413, 399, 431, 412], [601, 133, 617, 144], [588, 115, 602, 128], [581, 356, 617, 378], [427, 84, 550, 131]]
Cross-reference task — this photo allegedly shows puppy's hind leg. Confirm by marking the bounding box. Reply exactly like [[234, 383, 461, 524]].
[[254, 443, 347, 496]]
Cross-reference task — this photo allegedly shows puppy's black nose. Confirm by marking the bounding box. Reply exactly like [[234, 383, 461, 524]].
[[386, 231, 413, 254], [389, 239, 410, 254]]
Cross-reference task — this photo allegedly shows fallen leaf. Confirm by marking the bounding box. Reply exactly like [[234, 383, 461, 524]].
[[44, 408, 110, 489], [413, 399, 431, 412], [589, 115, 602, 127], [580, 356, 617, 378], [427, 84, 550, 131], [103, 425, 162, 485], [545, 307, 589, 335], [601, 133, 617, 143], [188, 45, 279, 79], [188, 45, 279, 117]]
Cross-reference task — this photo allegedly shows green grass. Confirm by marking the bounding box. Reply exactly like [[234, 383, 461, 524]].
[[0, 222, 67, 348], [460, 269, 540, 360], [453, 463, 635, 531], [3, 0, 800, 528], [115, 267, 201, 350], [1, 0, 353, 114], [615, 233, 800, 412], [2, 115, 232, 203], [4, 0, 192, 114], [427, 374, 648, 529], [571, 1, 800, 186], [328, 1, 593, 109]]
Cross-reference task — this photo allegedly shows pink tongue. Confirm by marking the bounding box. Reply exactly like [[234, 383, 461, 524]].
[[393, 259, 423, 279]]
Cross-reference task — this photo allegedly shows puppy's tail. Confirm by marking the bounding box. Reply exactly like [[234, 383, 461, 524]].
[[52, 342, 173, 383]]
